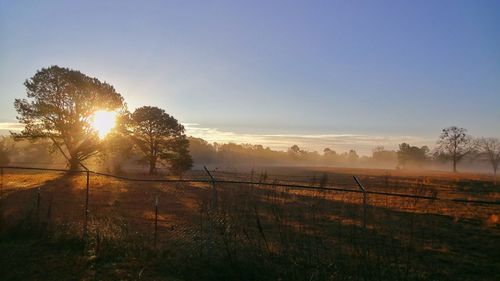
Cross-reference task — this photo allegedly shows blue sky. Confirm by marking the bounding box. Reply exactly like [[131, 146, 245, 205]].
[[1, 0, 499, 154]]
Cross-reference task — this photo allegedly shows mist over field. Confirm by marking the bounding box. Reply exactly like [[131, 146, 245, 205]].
[[1, 1, 499, 281]]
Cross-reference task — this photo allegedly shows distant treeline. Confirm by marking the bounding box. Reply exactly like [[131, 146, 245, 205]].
[[188, 137, 493, 173], [2, 133, 495, 175], [189, 126, 499, 176], [5, 66, 497, 176]]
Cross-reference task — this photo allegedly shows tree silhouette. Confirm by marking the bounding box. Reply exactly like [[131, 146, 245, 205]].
[[288, 145, 304, 160], [477, 137, 500, 178], [397, 143, 429, 168], [124, 106, 192, 175], [168, 136, 193, 177], [347, 149, 359, 163], [435, 126, 473, 172], [13, 66, 124, 169], [0, 137, 11, 165]]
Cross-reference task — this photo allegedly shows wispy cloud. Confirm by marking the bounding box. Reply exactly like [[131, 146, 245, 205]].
[[183, 123, 433, 155], [0, 122, 24, 131], [0, 121, 433, 155]]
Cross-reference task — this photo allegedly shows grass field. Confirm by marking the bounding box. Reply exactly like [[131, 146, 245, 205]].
[[0, 166, 499, 281]]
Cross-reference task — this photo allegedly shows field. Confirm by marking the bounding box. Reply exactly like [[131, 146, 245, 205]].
[[0, 166, 499, 281]]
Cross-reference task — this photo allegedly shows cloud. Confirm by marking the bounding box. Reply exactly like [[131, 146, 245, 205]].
[[0, 121, 433, 156], [0, 122, 24, 131], [183, 123, 433, 155]]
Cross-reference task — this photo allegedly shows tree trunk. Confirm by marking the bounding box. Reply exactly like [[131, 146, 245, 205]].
[[69, 157, 81, 171], [494, 167, 497, 186], [453, 158, 457, 173], [149, 158, 157, 175]]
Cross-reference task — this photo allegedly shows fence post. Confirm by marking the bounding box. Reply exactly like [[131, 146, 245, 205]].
[[154, 195, 158, 249], [83, 171, 90, 240], [353, 176, 368, 280], [0, 168, 3, 224], [0, 167, 3, 225], [0, 167, 3, 200], [203, 166, 217, 258], [36, 186, 41, 226], [203, 166, 217, 209], [353, 176, 367, 230]]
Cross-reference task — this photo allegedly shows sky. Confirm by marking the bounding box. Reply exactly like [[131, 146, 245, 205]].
[[1, 0, 499, 155]]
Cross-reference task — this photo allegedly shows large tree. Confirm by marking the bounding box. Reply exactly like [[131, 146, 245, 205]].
[[435, 126, 474, 172], [476, 137, 500, 178], [124, 106, 192, 175], [13, 66, 124, 170]]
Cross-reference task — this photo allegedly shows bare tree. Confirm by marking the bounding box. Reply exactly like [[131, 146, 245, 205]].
[[476, 137, 500, 180], [435, 126, 474, 172]]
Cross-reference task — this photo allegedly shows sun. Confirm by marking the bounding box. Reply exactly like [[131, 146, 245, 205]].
[[91, 110, 118, 139]]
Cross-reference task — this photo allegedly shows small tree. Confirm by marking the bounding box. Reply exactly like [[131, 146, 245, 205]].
[[288, 145, 305, 161], [435, 126, 474, 172], [397, 143, 429, 168], [476, 137, 500, 178], [99, 131, 133, 174], [347, 149, 359, 163], [323, 148, 338, 164], [0, 136, 12, 165], [125, 106, 192, 175], [372, 146, 397, 166], [13, 66, 124, 169], [168, 136, 193, 177]]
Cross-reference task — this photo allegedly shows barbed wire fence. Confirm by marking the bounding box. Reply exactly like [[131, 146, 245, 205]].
[[0, 165, 499, 280]]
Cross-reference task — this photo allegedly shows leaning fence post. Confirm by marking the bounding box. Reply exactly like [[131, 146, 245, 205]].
[[83, 170, 90, 240], [353, 176, 367, 230], [353, 175, 369, 280], [154, 195, 159, 249], [203, 166, 217, 258], [203, 166, 218, 209]]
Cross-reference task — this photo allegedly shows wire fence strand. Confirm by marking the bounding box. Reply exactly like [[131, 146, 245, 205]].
[[1, 165, 499, 206]]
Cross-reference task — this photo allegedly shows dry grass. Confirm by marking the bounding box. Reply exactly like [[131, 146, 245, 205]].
[[0, 168, 499, 281]]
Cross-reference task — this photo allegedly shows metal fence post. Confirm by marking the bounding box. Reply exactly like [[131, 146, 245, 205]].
[[203, 166, 217, 258], [353, 176, 368, 280], [353, 176, 367, 230], [154, 195, 159, 249], [203, 166, 218, 209], [36, 186, 41, 225], [0, 167, 3, 201], [83, 170, 90, 240], [0, 167, 3, 226]]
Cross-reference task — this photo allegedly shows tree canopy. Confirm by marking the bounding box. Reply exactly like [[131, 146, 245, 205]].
[[13, 66, 124, 169], [124, 106, 192, 175]]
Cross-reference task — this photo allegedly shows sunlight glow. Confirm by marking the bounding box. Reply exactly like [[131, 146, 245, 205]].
[[91, 110, 117, 139]]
